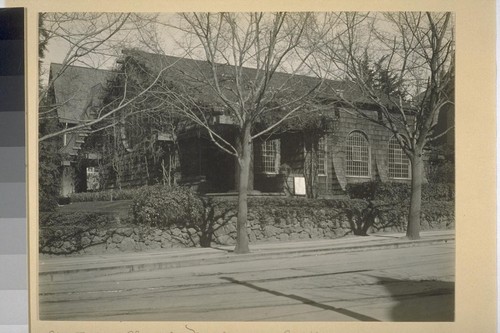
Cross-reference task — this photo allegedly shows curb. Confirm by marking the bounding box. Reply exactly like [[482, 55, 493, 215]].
[[40, 235, 454, 283]]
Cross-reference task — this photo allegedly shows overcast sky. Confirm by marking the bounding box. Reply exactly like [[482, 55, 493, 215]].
[[41, 13, 189, 84], [40, 11, 454, 98]]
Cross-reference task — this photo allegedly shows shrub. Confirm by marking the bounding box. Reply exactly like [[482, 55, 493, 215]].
[[39, 191, 59, 212], [70, 188, 141, 202], [39, 211, 116, 228], [57, 197, 71, 205], [422, 183, 455, 201], [39, 114, 62, 212], [346, 182, 410, 202], [131, 185, 204, 228], [207, 196, 453, 237], [346, 181, 454, 202], [39, 211, 117, 253], [426, 159, 455, 184]]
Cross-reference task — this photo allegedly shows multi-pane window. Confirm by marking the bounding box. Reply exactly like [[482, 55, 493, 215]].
[[345, 132, 370, 177], [86, 167, 100, 191], [388, 137, 410, 179], [255, 139, 278, 173], [317, 136, 327, 175]]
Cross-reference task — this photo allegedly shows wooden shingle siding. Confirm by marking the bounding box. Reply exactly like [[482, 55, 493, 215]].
[[96, 106, 412, 196], [311, 109, 412, 196]]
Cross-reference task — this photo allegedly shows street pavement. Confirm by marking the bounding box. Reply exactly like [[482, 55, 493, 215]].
[[39, 230, 455, 321]]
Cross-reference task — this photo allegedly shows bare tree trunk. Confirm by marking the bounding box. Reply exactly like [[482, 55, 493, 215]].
[[234, 139, 254, 192], [303, 134, 318, 198], [234, 124, 251, 254], [234, 155, 239, 191], [407, 150, 423, 240]]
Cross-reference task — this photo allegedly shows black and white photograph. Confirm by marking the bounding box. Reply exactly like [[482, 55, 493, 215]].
[[37, 11, 455, 322]]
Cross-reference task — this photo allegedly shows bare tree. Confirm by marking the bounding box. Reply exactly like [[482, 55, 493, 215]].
[[40, 13, 129, 104], [39, 12, 162, 134], [121, 12, 333, 253], [320, 12, 454, 239], [38, 12, 171, 210]]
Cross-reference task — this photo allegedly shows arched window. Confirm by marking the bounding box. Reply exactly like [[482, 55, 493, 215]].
[[388, 136, 411, 179], [345, 131, 370, 177]]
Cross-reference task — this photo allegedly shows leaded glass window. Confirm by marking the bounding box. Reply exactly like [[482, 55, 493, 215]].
[[345, 132, 370, 177]]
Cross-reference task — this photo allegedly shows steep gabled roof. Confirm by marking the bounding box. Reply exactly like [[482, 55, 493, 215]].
[[49, 50, 406, 128], [49, 63, 115, 124], [120, 49, 372, 107], [120, 49, 410, 116]]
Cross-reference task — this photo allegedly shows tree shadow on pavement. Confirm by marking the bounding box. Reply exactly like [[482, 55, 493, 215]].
[[373, 276, 454, 321], [220, 276, 380, 321]]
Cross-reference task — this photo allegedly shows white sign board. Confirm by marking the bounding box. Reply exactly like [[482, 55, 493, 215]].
[[294, 176, 306, 195]]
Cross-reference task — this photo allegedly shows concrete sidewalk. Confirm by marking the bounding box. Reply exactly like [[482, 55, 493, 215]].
[[39, 230, 454, 282]]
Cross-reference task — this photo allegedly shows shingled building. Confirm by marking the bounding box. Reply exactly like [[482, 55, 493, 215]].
[[47, 50, 420, 199]]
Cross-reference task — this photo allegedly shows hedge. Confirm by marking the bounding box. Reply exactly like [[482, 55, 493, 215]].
[[69, 188, 142, 202], [346, 181, 454, 202], [130, 185, 204, 229], [206, 196, 453, 236]]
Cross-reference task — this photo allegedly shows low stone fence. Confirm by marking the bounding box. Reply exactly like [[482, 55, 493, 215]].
[[40, 198, 454, 255]]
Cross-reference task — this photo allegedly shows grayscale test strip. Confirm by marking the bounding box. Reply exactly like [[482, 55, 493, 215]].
[[0, 8, 28, 333]]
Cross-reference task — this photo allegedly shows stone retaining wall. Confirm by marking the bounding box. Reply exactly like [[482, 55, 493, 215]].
[[40, 199, 454, 255]]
